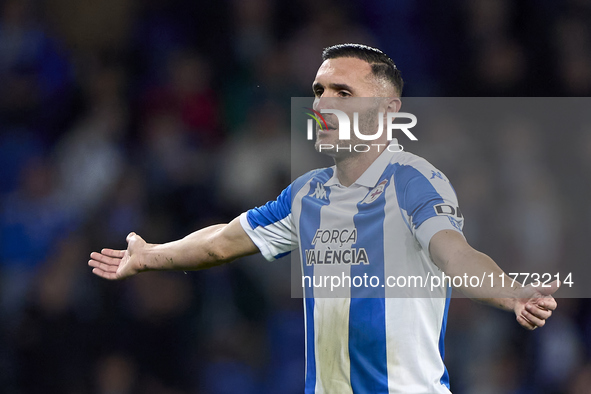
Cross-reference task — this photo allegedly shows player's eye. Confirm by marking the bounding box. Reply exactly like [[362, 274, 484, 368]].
[[314, 88, 324, 97], [338, 91, 351, 97]]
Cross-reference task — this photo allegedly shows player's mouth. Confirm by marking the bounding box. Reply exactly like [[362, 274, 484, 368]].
[[317, 124, 338, 136], [317, 128, 336, 134]]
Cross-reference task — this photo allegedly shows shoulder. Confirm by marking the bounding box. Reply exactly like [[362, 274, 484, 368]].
[[389, 151, 451, 186], [291, 167, 334, 195]]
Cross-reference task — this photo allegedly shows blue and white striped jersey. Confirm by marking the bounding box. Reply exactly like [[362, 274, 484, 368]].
[[240, 147, 464, 393]]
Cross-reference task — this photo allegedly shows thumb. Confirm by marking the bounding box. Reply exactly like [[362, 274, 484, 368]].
[[126, 232, 137, 243], [537, 279, 561, 296]]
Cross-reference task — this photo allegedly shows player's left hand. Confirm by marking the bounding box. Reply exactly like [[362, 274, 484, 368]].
[[513, 280, 559, 330]]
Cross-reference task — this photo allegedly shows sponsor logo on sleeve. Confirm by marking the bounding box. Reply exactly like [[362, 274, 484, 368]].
[[430, 170, 447, 181], [433, 203, 462, 218], [433, 203, 464, 230]]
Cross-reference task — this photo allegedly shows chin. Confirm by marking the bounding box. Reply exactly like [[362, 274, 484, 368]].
[[314, 141, 336, 156], [314, 141, 354, 157]]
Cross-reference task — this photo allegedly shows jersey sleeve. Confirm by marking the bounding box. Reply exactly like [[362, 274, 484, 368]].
[[393, 163, 464, 252], [239, 184, 297, 261]]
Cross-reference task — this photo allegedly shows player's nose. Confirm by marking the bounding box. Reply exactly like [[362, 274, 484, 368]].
[[313, 96, 338, 111]]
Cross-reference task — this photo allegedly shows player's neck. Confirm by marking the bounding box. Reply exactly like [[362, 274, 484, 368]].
[[333, 149, 382, 187]]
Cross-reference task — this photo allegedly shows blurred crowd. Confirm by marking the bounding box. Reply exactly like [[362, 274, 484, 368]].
[[0, 0, 591, 393]]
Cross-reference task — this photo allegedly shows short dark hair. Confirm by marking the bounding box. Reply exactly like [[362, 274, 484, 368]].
[[322, 43, 403, 95]]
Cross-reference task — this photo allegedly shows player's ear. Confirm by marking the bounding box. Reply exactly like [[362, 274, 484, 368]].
[[386, 97, 401, 113]]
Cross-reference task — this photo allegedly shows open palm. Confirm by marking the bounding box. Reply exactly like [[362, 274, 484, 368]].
[[88, 232, 146, 280]]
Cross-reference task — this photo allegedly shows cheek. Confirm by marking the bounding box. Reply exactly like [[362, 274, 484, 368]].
[[312, 97, 320, 110]]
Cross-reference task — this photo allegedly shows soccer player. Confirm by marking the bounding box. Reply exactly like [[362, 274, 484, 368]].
[[89, 44, 559, 393]]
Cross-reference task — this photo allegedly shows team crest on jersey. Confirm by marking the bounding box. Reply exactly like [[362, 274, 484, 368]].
[[361, 179, 388, 204]]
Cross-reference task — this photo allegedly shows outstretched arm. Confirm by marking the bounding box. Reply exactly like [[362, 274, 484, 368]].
[[429, 229, 559, 330], [88, 217, 259, 280]]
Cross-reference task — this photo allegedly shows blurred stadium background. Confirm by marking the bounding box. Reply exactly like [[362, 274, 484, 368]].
[[1, 0, 591, 393]]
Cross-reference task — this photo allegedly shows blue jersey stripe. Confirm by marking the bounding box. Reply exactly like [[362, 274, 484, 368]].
[[393, 164, 445, 229], [438, 286, 452, 389], [247, 184, 292, 229], [348, 298, 388, 393], [292, 168, 327, 204], [349, 169, 391, 393], [299, 169, 333, 298], [273, 250, 291, 259], [304, 297, 316, 394], [299, 168, 333, 393]]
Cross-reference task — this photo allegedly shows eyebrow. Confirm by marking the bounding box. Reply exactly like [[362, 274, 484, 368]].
[[312, 82, 355, 94]]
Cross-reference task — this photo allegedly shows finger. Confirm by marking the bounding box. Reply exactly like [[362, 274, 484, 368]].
[[537, 280, 561, 297], [88, 259, 119, 273], [91, 267, 119, 280], [100, 248, 125, 258], [516, 314, 536, 330], [90, 252, 122, 266], [521, 309, 546, 328], [525, 304, 552, 320], [537, 297, 557, 311]]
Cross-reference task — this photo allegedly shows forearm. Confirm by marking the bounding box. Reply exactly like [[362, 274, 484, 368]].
[[139, 225, 224, 271], [430, 230, 520, 311], [438, 246, 520, 310], [140, 218, 258, 272]]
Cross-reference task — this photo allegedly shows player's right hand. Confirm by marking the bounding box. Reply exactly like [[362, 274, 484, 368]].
[[88, 232, 146, 280]]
